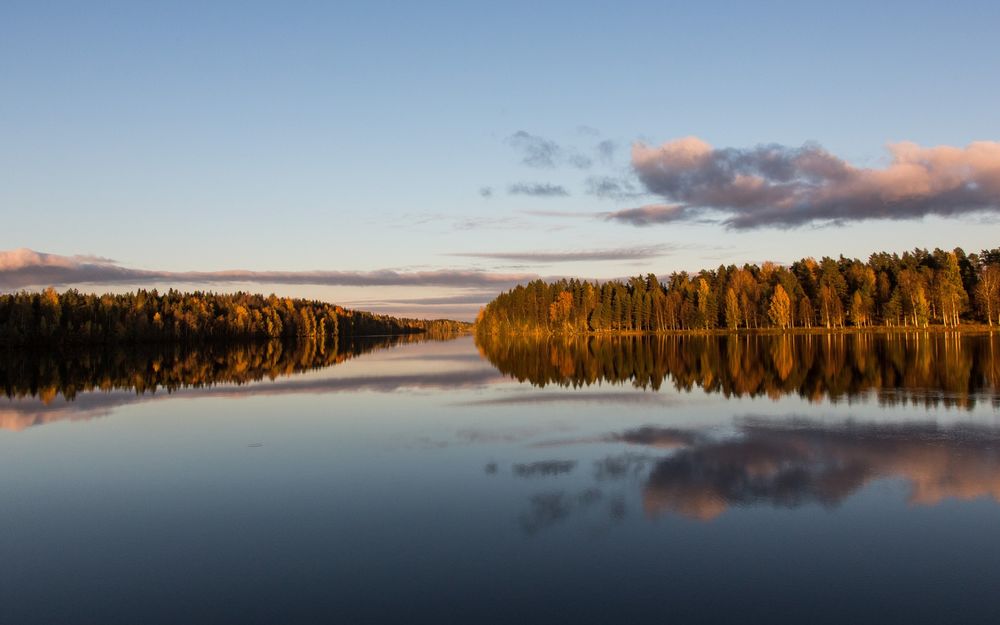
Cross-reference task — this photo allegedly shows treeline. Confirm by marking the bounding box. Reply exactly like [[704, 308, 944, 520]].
[[0, 288, 471, 346], [476, 333, 1000, 409], [477, 247, 1000, 335]]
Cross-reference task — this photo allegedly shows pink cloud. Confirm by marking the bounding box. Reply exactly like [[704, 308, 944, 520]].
[[618, 137, 1000, 228]]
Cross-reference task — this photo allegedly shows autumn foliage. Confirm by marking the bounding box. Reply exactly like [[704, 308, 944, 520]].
[[0, 288, 470, 345], [477, 247, 1000, 335]]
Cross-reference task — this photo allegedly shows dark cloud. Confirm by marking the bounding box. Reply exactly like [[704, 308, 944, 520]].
[[336, 303, 482, 321], [596, 139, 616, 162], [566, 153, 593, 169], [585, 175, 641, 200], [629, 137, 1000, 228], [507, 130, 592, 170], [479, 186, 494, 198], [507, 130, 561, 168], [508, 182, 570, 197], [0, 248, 539, 291], [336, 293, 497, 321], [396, 294, 492, 306], [354, 292, 498, 306], [341, 292, 499, 321], [603, 204, 691, 225], [520, 209, 597, 218], [446, 245, 669, 264]]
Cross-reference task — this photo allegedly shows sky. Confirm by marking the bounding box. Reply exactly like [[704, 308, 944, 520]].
[[2, 0, 1000, 320]]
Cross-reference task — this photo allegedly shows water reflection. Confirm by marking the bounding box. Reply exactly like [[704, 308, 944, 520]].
[[4, 335, 1000, 623], [0, 335, 491, 431], [512, 419, 1000, 527], [477, 332, 1000, 407], [1, 336, 429, 400]]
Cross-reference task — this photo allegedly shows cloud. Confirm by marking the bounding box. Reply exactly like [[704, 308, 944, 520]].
[[603, 204, 691, 225], [446, 245, 670, 264], [363, 293, 498, 306], [507, 130, 592, 170], [507, 130, 561, 168], [0, 248, 540, 291], [338, 292, 500, 320], [520, 209, 597, 219], [566, 153, 593, 169], [596, 139, 616, 163], [508, 182, 570, 197], [585, 175, 642, 200], [479, 186, 494, 198], [628, 137, 1000, 228], [451, 215, 528, 230]]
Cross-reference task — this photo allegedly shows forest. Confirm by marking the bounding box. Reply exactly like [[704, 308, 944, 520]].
[[0, 288, 471, 346], [477, 247, 1000, 335]]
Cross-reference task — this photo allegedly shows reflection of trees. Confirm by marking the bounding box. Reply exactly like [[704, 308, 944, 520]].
[[476, 332, 1000, 408], [1, 335, 427, 402]]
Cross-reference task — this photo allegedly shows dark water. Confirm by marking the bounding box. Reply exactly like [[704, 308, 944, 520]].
[[2, 333, 1000, 624]]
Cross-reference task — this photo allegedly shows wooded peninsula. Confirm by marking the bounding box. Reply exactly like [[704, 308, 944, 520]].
[[477, 247, 1000, 335], [0, 289, 471, 346]]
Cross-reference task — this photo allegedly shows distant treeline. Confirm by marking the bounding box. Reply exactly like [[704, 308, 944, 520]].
[[477, 247, 1000, 335], [0, 289, 471, 346]]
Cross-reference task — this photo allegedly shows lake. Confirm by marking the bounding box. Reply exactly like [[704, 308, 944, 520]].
[[2, 332, 1000, 624]]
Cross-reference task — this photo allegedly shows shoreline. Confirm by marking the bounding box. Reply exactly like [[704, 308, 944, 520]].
[[476, 325, 1000, 338]]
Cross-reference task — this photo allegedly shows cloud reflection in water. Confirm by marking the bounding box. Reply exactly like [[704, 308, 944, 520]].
[[509, 420, 1000, 531]]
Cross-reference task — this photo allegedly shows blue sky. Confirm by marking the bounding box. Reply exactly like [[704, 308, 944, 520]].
[[3, 1, 1000, 319]]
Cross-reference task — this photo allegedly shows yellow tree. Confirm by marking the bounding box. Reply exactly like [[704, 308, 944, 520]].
[[935, 252, 967, 327], [797, 295, 814, 328], [548, 291, 574, 331], [767, 285, 792, 330], [976, 265, 1000, 326], [849, 290, 870, 327], [818, 285, 843, 328], [724, 287, 741, 330]]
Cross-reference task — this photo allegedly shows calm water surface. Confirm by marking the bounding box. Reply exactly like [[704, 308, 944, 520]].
[[2, 333, 1000, 624]]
